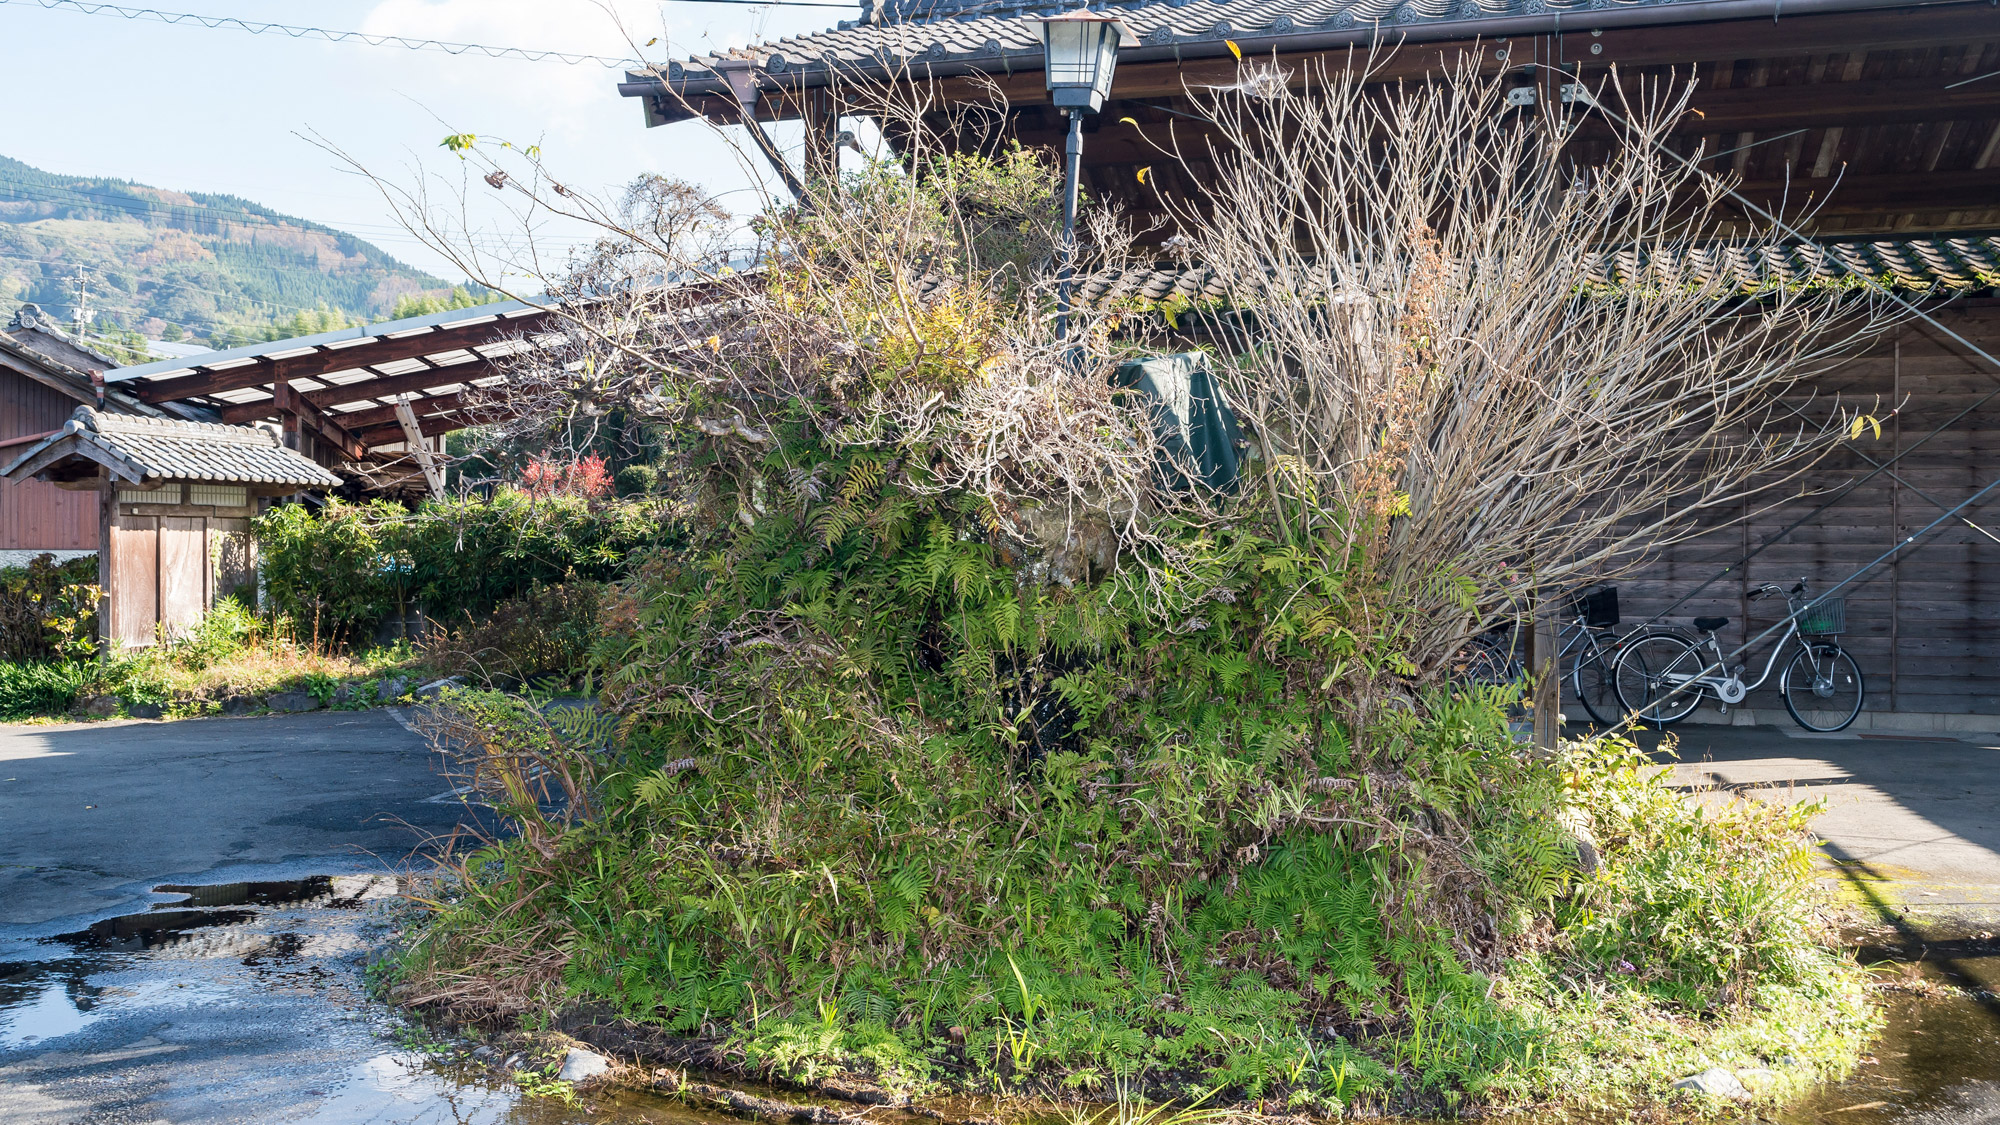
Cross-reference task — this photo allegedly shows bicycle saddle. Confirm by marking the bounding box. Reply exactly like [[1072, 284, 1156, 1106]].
[[1693, 616, 1729, 632]]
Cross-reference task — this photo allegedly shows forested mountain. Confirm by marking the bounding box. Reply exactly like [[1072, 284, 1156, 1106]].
[[0, 153, 460, 348]]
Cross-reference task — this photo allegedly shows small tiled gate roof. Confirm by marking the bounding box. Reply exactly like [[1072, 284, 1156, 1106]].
[[1, 407, 345, 489]]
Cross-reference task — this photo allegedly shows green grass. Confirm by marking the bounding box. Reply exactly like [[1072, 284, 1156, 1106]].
[[0, 660, 88, 719]]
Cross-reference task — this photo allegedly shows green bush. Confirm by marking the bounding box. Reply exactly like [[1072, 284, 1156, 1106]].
[[0, 554, 100, 661], [256, 493, 671, 644], [424, 582, 603, 686], [396, 443, 1861, 1112], [615, 464, 658, 498], [1565, 739, 1835, 1005], [0, 660, 87, 718]]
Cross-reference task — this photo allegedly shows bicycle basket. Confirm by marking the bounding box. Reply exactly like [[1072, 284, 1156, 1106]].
[[1574, 585, 1620, 627], [1795, 596, 1846, 636]]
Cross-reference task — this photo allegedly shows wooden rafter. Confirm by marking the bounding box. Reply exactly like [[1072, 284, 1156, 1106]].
[[274, 382, 368, 462], [354, 411, 463, 447]]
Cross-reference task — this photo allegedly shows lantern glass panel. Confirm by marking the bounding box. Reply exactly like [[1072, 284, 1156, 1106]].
[[1044, 20, 1097, 88], [1088, 26, 1116, 101]]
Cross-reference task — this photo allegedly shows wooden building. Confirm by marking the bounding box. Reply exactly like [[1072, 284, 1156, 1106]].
[[0, 304, 159, 568], [621, 0, 2000, 729], [1, 407, 341, 647]]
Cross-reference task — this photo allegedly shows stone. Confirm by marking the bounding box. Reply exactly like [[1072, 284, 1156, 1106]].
[[376, 677, 410, 702], [266, 691, 321, 713], [221, 695, 259, 715], [415, 676, 464, 700], [1735, 1068, 1781, 1093], [79, 695, 117, 718], [333, 682, 356, 703], [126, 702, 164, 720], [471, 1045, 497, 1062], [1670, 1068, 1749, 1100], [557, 1047, 612, 1084]]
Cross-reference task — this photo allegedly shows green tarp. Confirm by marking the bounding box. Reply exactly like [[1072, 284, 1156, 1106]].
[[1112, 351, 1242, 494]]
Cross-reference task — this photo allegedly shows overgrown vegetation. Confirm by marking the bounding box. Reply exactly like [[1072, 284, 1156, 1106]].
[[367, 65, 1884, 1115], [397, 467, 1864, 1110]]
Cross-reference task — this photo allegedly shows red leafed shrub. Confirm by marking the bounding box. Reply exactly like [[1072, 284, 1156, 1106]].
[[519, 454, 612, 499]]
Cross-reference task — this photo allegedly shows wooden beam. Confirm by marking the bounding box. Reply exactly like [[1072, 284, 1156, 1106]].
[[133, 312, 545, 403], [355, 412, 466, 447], [1666, 76, 2000, 135], [331, 390, 467, 432], [1730, 166, 2000, 215], [307, 363, 496, 408], [274, 381, 367, 462], [216, 361, 500, 423], [396, 400, 448, 500]]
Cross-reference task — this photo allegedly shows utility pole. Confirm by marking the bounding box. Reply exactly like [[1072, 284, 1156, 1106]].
[[68, 266, 96, 339]]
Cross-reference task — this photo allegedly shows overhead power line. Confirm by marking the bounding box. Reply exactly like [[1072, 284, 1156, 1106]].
[[0, 0, 856, 66]]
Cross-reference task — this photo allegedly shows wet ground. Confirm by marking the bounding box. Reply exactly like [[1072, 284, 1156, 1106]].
[[0, 874, 729, 1124], [1, 872, 1996, 1124]]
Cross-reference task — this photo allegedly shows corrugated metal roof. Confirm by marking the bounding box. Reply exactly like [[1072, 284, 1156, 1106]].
[[102, 299, 542, 385], [1, 407, 344, 488]]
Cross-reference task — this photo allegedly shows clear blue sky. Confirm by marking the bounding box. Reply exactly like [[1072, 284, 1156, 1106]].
[[0, 0, 847, 286]]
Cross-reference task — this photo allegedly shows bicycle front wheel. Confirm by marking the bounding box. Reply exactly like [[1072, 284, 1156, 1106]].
[[1613, 634, 1705, 726], [1569, 640, 1620, 725], [1782, 643, 1865, 732]]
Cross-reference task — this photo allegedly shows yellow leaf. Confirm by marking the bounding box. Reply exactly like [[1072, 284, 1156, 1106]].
[[1871, 417, 1883, 441], [1137, 166, 1151, 184], [1849, 416, 1865, 440], [706, 334, 722, 352], [1119, 116, 1138, 126], [1226, 39, 1242, 60]]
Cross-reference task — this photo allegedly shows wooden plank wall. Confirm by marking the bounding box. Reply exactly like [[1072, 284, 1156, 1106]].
[[107, 509, 158, 647], [0, 370, 96, 551], [1615, 300, 2000, 716]]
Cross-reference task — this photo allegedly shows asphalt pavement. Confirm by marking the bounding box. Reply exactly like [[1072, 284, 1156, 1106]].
[[0, 709, 467, 935], [0, 709, 502, 1124]]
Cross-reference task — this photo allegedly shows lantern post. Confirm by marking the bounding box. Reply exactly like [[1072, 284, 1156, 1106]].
[[1035, 9, 1135, 352]]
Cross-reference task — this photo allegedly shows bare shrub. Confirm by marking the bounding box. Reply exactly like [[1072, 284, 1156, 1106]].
[[1159, 55, 1904, 664]]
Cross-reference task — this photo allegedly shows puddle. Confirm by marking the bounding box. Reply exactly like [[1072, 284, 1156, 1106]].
[[2, 880, 1998, 1123], [1778, 933, 2000, 1124], [0, 872, 737, 1124]]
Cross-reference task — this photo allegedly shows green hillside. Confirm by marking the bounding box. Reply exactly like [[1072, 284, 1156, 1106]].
[[0, 153, 462, 347]]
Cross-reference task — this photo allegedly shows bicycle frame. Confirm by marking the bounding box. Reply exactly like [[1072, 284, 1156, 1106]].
[[1691, 622, 1798, 701]]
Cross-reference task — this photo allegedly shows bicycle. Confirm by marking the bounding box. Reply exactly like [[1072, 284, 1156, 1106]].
[[1557, 585, 1626, 725], [1612, 578, 1865, 732], [1451, 585, 1665, 726]]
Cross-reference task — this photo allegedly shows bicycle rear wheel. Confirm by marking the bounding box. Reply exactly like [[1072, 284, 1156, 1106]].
[[1456, 630, 1524, 689], [1613, 634, 1705, 726], [1782, 643, 1865, 732], [1568, 638, 1619, 725]]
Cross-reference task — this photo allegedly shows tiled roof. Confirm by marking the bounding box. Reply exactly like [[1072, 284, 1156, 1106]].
[[631, 0, 1865, 104], [1588, 235, 2000, 292], [1069, 235, 2000, 307], [1, 407, 345, 488]]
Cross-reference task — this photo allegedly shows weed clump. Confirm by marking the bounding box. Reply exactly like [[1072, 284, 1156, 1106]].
[[394, 468, 1863, 1111]]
